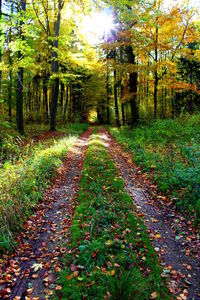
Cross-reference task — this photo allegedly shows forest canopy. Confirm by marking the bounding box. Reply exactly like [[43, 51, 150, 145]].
[[0, 0, 199, 134]]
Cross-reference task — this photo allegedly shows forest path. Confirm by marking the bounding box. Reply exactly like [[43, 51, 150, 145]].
[[0, 128, 92, 300], [98, 127, 200, 300]]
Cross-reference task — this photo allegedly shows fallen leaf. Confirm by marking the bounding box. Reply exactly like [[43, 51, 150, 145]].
[[31, 263, 43, 272], [150, 291, 159, 299]]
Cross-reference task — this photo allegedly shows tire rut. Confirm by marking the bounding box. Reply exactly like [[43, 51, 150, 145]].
[[98, 128, 200, 300], [0, 128, 92, 300]]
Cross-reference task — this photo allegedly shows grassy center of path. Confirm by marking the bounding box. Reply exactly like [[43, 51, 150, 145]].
[[58, 129, 172, 299]]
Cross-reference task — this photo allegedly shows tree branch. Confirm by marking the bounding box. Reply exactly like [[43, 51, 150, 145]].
[[32, 0, 48, 35]]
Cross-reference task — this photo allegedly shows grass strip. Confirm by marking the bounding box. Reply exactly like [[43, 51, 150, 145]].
[[107, 115, 200, 220], [0, 123, 89, 250], [58, 131, 172, 299], [0, 123, 88, 165]]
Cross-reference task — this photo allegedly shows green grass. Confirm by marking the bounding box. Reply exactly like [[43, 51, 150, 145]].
[[0, 123, 89, 250], [0, 123, 89, 165], [107, 114, 200, 220], [58, 131, 171, 299]]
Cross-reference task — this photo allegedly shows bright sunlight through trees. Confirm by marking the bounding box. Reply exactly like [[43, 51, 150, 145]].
[[80, 11, 115, 44]]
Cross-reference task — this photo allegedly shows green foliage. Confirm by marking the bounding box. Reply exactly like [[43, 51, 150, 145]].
[[58, 132, 171, 299], [108, 114, 200, 220], [0, 124, 88, 250]]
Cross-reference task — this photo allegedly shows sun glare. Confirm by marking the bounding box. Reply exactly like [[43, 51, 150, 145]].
[[80, 11, 115, 45]]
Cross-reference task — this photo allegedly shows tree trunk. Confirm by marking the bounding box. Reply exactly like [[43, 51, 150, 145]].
[[50, 78, 59, 130], [106, 50, 110, 124], [113, 49, 120, 127], [154, 21, 158, 119], [125, 45, 139, 126], [121, 103, 125, 125], [50, 0, 63, 131], [16, 0, 26, 134], [8, 2, 13, 122], [16, 67, 24, 133], [171, 89, 175, 118], [28, 83, 31, 119], [43, 72, 49, 120], [60, 81, 64, 110], [63, 85, 68, 120]]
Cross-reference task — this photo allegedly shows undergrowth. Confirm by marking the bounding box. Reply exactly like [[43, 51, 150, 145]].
[[0, 123, 89, 250], [58, 130, 171, 299], [0, 123, 88, 166], [108, 114, 200, 220]]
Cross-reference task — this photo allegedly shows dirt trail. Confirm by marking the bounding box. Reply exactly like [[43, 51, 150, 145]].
[[98, 128, 200, 300], [0, 128, 92, 300]]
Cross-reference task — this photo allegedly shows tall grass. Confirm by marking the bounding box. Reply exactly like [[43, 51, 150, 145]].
[[0, 123, 89, 250]]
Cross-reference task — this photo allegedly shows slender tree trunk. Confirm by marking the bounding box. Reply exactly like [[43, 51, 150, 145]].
[[121, 103, 125, 125], [171, 89, 175, 118], [63, 85, 68, 120], [113, 49, 120, 127], [120, 46, 125, 125], [8, 28, 12, 122], [35, 78, 40, 121], [8, 69, 12, 122], [43, 72, 48, 120], [154, 20, 158, 119], [28, 83, 31, 118], [8, 2, 13, 122], [16, 0, 26, 134], [161, 87, 164, 119], [125, 45, 139, 126], [164, 87, 167, 117], [50, 0, 63, 131], [106, 51, 110, 124], [50, 78, 59, 130], [60, 81, 64, 111], [16, 68, 24, 133]]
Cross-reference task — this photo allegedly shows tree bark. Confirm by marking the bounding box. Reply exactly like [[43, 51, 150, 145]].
[[106, 50, 110, 124], [125, 45, 139, 126], [113, 49, 120, 127], [154, 20, 158, 119], [43, 72, 49, 119], [60, 81, 64, 111], [8, 2, 13, 122], [16, 0, 26, 134], [50, 0, 63, 131], [63, 85, 68, 120]]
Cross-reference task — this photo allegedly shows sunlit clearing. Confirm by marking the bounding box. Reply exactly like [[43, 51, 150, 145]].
[[80, 11, 115, 45], [88, 110, 97, 122]]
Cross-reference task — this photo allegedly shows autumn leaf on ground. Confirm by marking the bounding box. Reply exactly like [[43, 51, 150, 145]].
[[31, 263, 43, 272]]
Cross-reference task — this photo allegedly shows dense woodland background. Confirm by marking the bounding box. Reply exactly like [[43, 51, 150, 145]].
[[0, 0, 199, 138]]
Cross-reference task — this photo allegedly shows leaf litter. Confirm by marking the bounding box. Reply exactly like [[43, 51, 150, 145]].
[[99, 127, 200, 300], [0, 128, 92, 299]]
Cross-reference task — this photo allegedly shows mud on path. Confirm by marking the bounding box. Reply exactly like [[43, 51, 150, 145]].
[[0, 128, 92, 300], [98, 128, 200, 300]]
